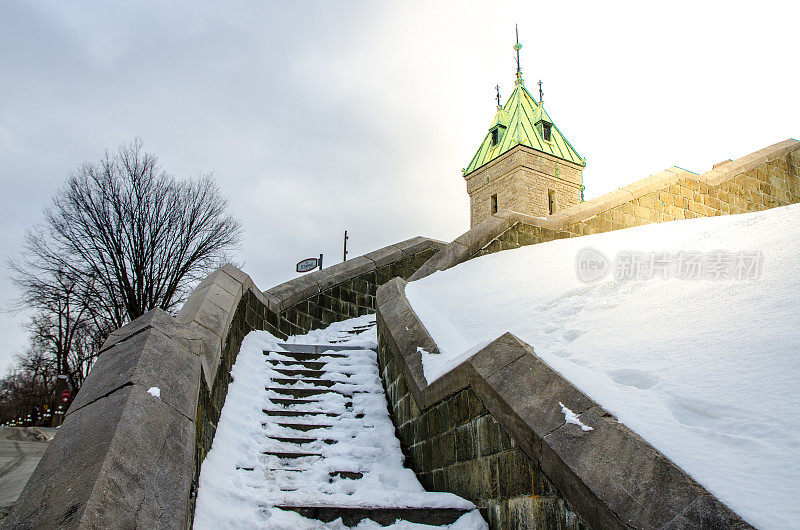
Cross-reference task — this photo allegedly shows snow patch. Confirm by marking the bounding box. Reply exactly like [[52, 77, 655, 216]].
[[147, 387, 160, 398], [559, 402, 592, 432]]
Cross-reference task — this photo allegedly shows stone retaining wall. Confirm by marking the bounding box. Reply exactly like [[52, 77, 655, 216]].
[[376, 277, 753, 529], [5, 237, 443, 529], [377, 336, 585, 528]]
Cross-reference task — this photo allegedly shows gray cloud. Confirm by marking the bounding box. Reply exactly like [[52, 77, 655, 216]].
[[2, 1, 799, 372]]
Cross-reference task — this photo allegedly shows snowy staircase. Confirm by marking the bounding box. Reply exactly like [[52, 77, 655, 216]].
[[259, 319, 474, 527]]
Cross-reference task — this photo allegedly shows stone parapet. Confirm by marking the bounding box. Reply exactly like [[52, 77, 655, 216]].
[[376, 277, 753, 529], [5, 237, 445, 529]]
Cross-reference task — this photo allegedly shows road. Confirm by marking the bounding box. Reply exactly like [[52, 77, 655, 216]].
[[0, 426, 54, 518]]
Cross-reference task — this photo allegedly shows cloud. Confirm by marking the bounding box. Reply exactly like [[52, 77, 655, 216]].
[[1, 0, 799, 372]]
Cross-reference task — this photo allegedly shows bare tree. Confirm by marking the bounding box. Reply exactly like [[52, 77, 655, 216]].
[[11, 139, 242, 333]]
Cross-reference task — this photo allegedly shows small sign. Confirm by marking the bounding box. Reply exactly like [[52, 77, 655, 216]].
[[61, 390, 70, 403], [296, 257, 319, 273]]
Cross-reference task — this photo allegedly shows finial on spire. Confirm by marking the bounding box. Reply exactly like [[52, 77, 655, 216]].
[[538, 79, 543, 105], [514, 25, 523, 85], [495, 84, 501, 109]]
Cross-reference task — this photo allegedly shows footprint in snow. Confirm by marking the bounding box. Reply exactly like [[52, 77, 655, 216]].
[[607, 369, 660, 390], [561, 329, 585, 343]]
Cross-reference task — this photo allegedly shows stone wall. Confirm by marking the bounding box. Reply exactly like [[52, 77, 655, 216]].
[[377, 332, 586, 528], [266, 239, 440, 337], [192, 238, 443, 524], [466, 145, 584, 227], [6, 237, 443, 529], [470, 141, 800, 258], [376, 277, 752, 529], [406, 140, 800, 281]]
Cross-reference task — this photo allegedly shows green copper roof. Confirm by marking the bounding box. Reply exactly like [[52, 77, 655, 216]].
[[465, 77, 585, 174]]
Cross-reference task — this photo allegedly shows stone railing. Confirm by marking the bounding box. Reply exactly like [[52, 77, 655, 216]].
[[376, 277, 753, 529], [4, 237, 443, 529]]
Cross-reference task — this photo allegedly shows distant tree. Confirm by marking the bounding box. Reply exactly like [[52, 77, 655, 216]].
[[11, 139, 242, 334], [9, 267, 90, 387]]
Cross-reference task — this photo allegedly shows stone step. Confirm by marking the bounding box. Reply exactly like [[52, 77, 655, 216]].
[[265, 351, 348, 362], [276, 344, 371, 354], [272, 368, 326, 378], [276, 423, 333, 432], [268, 469, 363, 481], [267, 436, 337, 445], [273, 506, 471, 527], [271, 377, 337, 388], [265, 359, 327, 371], [266, 387, 353, 399], [329, 470, 363, 480], [263, 410, 339, 418], [266, 397, 319, 407], [263, 451, 323, 459]]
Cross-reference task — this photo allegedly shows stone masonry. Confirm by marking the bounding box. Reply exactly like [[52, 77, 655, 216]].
[[6, 237, 443, 529], [476, 141, 800, 256], [466, 145, 584, 228], [377, 331, 587, 528]]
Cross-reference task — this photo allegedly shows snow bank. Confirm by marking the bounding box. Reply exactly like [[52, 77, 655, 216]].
[[405, 204, 800, 529]]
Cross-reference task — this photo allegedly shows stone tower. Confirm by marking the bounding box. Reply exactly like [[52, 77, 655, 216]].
[[463, 43, 585, 228]]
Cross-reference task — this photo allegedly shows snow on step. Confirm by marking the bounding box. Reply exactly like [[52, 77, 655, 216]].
[[194, 314, 484, 529]]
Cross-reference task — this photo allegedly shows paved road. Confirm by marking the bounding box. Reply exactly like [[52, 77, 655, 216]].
[[0, 427, 54, 518]]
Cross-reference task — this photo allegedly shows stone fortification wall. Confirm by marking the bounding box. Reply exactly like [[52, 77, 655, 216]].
[[5, 237, 443, 529], [368, 140, 799, 528], [477, 139, 800, 256], [376, 277, 752, 529], [405, 140, 800, 282]]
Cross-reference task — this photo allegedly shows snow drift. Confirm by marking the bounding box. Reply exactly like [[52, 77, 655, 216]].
[[406, 203, 800, 529]]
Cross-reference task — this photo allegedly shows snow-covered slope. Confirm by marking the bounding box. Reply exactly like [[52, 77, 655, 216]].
[[405, 203, 800, 530]]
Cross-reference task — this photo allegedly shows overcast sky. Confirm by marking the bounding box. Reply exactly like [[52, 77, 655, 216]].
[[1, 1, 798, 373]]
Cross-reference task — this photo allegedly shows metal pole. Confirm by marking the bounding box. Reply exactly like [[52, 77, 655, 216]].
[[343, 231, 349, 262], [318, 254, 323, 271]]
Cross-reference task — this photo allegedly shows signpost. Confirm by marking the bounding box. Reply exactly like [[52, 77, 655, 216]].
[[61, 390, 70, 403], [296, 254, 323, 273]]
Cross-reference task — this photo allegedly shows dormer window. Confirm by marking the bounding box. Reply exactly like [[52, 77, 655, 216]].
[[542, 123, 552, 142], [489, 124, 506, 147]]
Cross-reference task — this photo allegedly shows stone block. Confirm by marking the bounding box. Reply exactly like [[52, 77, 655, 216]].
[[70, 324, 201, 421], [267, 274, 320, 311], [407, 242, 470, 282], [497, 450, 534, 499], [454, 216, 510, 256], [393, 236, 442, 257], [542, 405, 749, 529], [468, 333, 528, 380], [315, 256, 375, 291], [6, 384, 194, 529], [364, 244, 404, 268], [100, 308, 177, 353], [204, 266, 245, 298]]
